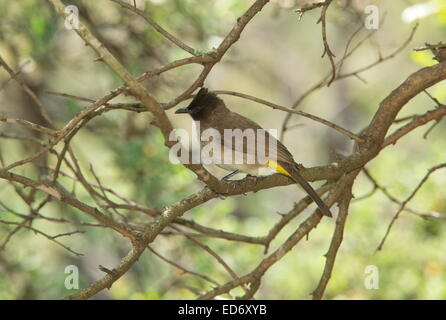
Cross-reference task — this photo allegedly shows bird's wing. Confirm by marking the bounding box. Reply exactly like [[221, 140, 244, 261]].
[[213, 111, 295, 165]]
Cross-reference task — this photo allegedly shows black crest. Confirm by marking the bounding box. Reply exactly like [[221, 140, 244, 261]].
[[188, 87, 221, 111]]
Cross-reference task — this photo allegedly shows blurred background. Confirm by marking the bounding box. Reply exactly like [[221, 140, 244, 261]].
[[0, 0, 445, 299]]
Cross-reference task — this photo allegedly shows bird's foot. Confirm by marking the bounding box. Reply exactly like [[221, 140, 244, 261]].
[[243, 174, 258, 182]]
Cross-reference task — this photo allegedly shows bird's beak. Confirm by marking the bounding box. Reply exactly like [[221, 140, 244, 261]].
[[175, 107, 191, 114]]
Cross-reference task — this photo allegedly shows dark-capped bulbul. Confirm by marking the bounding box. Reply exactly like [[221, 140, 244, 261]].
[[175, 88, 332, 217]]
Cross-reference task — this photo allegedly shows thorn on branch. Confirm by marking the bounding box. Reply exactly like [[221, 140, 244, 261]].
[[99, 265, 118, 277]]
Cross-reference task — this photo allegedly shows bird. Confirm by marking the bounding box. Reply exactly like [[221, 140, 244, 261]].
[[175, 87, 332, 217]]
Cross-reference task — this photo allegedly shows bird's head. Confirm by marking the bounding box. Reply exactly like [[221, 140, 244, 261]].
[[175, 87, 222, 120]]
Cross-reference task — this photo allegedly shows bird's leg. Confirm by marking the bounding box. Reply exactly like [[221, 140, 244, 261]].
[[236, 174, 257, 196], [210, 171, 240, 199], [221, 169, 240, 181]]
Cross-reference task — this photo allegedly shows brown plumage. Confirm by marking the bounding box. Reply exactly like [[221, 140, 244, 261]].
[[176, 88, 332, 217]]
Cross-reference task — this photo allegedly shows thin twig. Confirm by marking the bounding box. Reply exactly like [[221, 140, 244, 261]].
[[214, 90, 363, 142], [376, 164, 446, 252]]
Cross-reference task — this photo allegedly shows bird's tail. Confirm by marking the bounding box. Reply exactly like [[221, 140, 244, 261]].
[[273, 160, 332, 217]]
